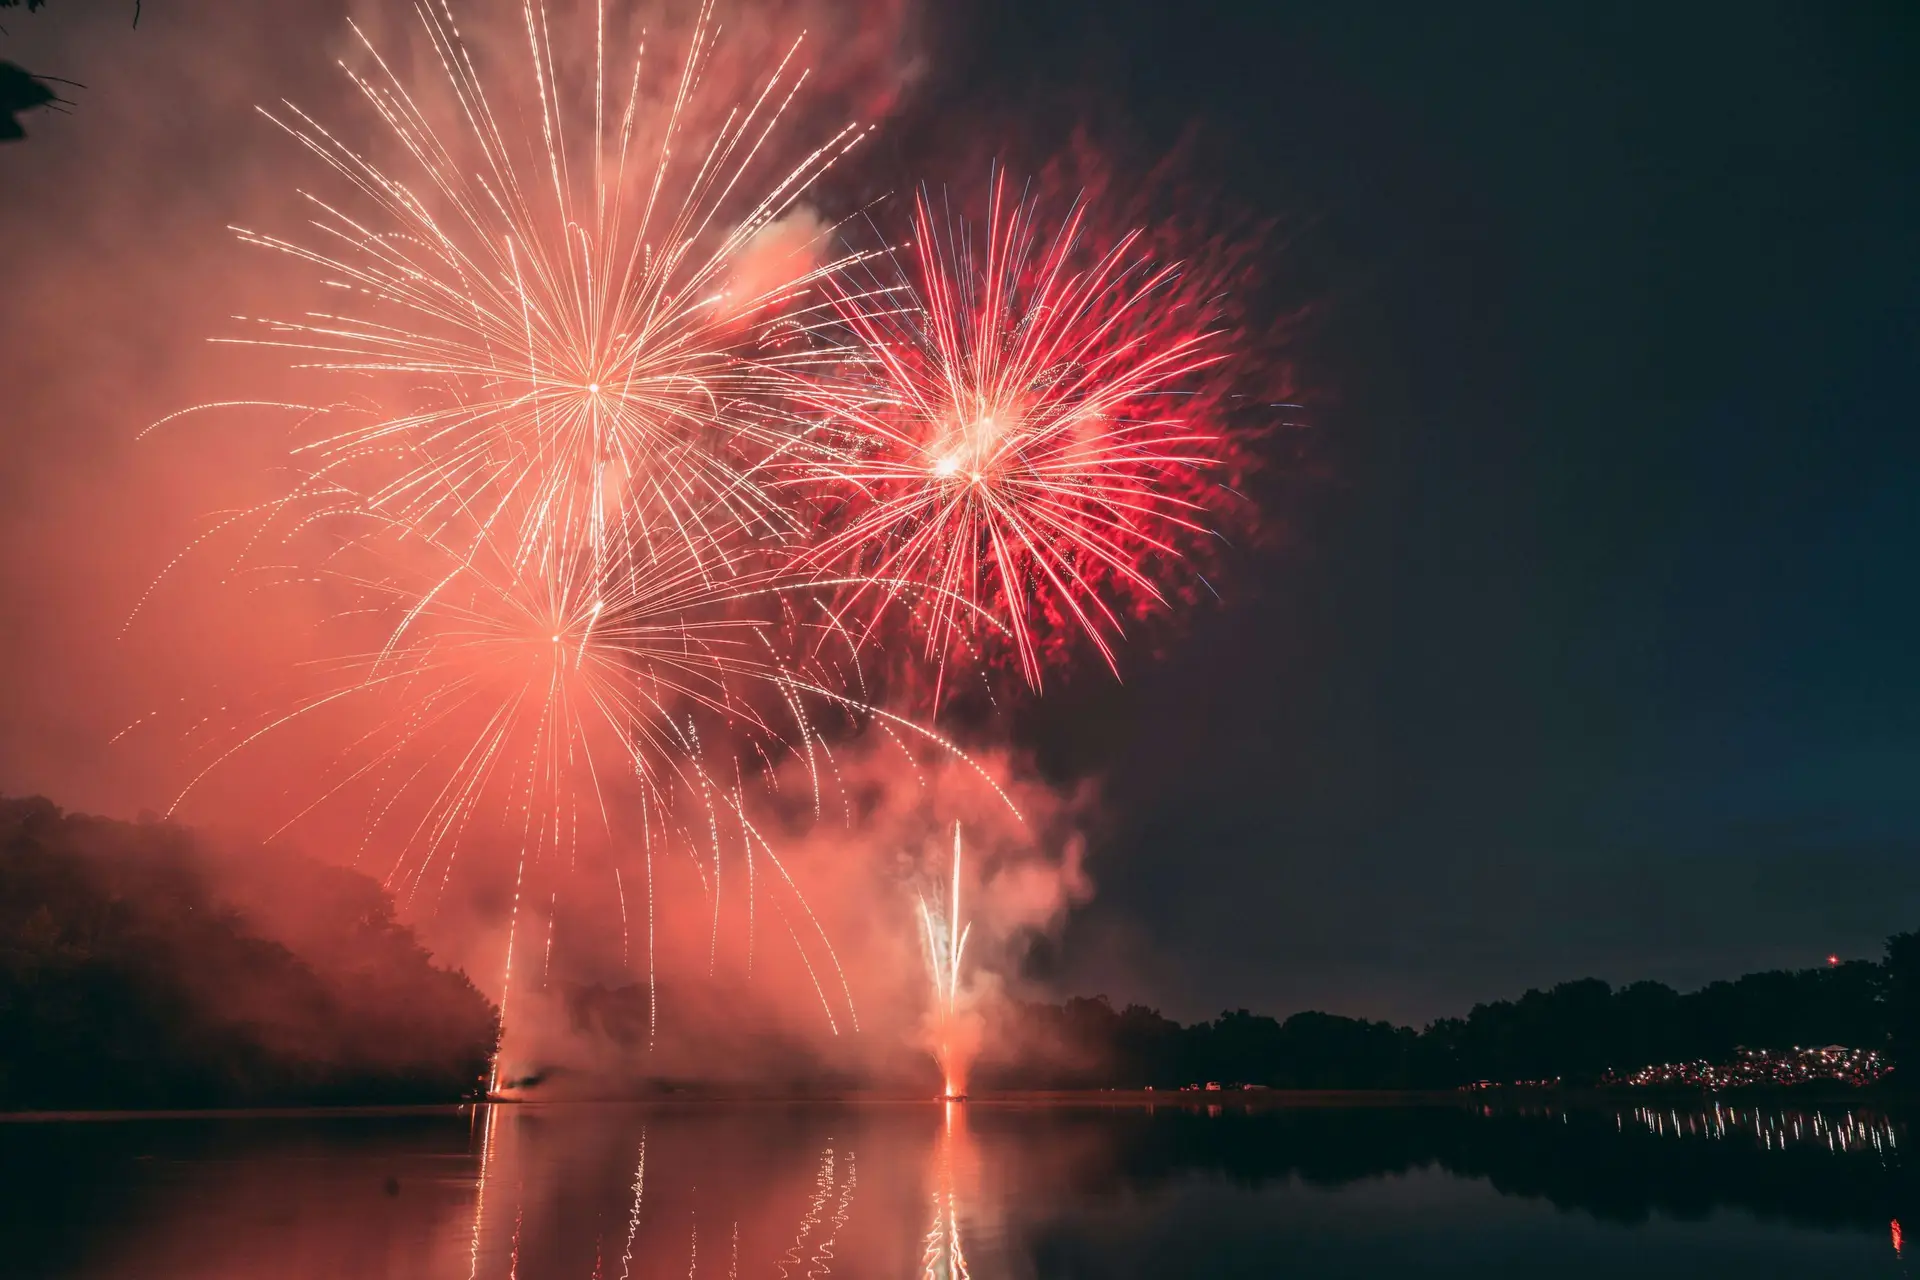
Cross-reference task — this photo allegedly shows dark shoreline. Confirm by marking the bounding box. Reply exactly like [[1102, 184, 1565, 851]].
[[2, 1082, 1903, 1120]]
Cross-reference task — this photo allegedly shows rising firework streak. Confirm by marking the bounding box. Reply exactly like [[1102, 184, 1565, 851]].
[[920, 822, 972, 1100]]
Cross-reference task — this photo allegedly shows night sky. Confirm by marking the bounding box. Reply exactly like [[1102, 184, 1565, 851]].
[[893, 0, 1920, 1022], [4, 1, 1919, 1027]]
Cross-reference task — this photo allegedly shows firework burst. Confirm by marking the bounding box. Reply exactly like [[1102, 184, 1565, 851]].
[[225, 0, 874, 582], [146, 0, 914, 1065], [792, 169, 1237, 693]]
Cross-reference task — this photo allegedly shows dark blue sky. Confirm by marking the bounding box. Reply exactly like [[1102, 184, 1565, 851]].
[[890, 0, 1920, 1022]]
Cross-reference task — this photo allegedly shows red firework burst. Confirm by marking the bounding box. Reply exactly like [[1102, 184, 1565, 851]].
[[796, 170, 1241, 693]]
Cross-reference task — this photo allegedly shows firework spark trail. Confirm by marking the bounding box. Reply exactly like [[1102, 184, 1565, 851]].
[[614, 865, 630, 968], [542, 889, 556, 986], [790, 169, 1235, 694], [919, 822, 971, 1099]]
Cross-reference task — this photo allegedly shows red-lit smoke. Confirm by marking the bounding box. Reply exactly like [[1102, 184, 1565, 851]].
[[0, 0, 1256, 1085]]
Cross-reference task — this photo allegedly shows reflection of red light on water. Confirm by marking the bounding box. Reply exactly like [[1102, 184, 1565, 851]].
[[1893, 1218, 1903, 1258], [926, 1100, 976, 1278]]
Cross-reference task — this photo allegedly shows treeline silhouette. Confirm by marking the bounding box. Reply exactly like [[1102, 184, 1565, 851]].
[[981, 943, 1918, 1090], [0, 797, 497, 1109]]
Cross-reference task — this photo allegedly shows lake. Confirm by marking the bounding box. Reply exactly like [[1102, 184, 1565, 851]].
[[2, 1098, 1910, 1277]]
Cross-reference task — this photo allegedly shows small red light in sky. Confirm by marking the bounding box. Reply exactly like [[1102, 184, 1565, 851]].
[[1829, 954, 1841, 966]]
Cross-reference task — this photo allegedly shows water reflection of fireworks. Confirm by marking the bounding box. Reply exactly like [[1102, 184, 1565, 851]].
[[1617, 1104, 1899, 1157], [922, 1100, 975, 1280], [465, 1104, 861, 1279]]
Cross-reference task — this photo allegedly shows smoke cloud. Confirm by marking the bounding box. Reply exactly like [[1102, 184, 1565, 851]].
[[0, 0, 1119, 1090], [487, 733, 1096, 1093]]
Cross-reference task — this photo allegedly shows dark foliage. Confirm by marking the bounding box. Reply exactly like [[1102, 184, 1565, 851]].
[[0, 797, 497, 1109], [983, 953, 1896, 1090], [1884, 931, 1920, 1070], [0, 0, 58, 144], [0, 0, 142, 143], [0, 59, 58, 140]]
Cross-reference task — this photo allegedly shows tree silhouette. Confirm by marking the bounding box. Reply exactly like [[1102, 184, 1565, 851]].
[[0, 58, 57, 140], [0, 796, 498, 1108], [1, 0, 140, 143]]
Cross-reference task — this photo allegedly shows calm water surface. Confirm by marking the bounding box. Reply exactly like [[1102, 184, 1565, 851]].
[[2, 1100, 1911, 1277]]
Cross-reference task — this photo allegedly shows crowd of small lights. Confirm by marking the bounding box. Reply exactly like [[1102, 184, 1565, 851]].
[[1600, 1046, 1893, 1091], [1617, 1103, 1899, 1157]]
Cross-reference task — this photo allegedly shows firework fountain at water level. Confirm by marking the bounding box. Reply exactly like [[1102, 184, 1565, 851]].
[[920, 822, 973, 1100]]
